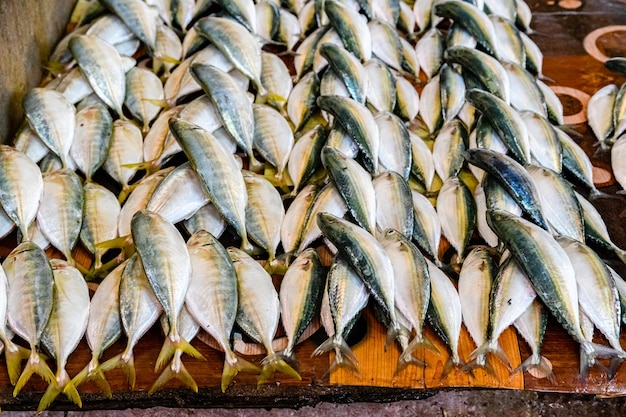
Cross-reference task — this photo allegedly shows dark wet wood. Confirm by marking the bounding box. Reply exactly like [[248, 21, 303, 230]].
[[3, 0, 626, 411]]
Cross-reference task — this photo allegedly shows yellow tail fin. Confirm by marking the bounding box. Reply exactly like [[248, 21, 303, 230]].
[[221, 353, 260, 392], [72, 357, 112, 398], [258, 354, 301, 387], [155, 336, 205, 372], [38, 369, 82, 412], [98, 351, 136, 389], [149, 354, 197, 395], [14, 350, 54, 397], [4, 342, 30, 385]]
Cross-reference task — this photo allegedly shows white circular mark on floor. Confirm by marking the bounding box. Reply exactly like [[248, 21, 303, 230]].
[[528, 357, 553, 379], [583, 25, 626, 63], [549, 85, 591, 125]]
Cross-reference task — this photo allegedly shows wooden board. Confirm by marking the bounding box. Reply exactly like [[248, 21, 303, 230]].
[[2, 0, 626, 411]]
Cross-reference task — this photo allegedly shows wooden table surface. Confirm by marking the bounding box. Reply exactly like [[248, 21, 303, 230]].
[[2, 0, 626, 411]]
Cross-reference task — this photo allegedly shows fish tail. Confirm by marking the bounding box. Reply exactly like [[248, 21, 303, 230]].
[[467, 340, 512, 371], [62, 379, 82, 408], [613, 246, 626, 266], [395, 351, 427, 376], [258, 353, 301, 387], [311, 336, 359, 378], [221, 352, 261, 392], [155, 336, 205, 372], [590, 188, 622, 202], [442, 353, 467, 379], [4, 342, 30, 386], [98, 351, 136, 389], [461, 353, 498, 381], [149, 354, 197, 395], [37, 378, 62, 412], [72, 357, 112, 398], [512, 353, 556, 384], [14, 350, 54, 397]]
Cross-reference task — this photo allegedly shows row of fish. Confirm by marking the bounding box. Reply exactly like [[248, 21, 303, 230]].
[[1, 0, 626, 411]]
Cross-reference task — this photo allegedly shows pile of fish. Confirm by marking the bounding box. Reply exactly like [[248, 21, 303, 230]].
[[1, 0, 626, 411]]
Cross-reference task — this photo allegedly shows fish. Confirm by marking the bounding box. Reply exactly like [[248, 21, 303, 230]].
[[432, 118, 468, 182], [243, 171, 284, 262], [252, 104, 294, 180], [103, 119, 143, 203], [124, 67, 164, 133], [4, 242, 55, 396], [324, 0, 372, 62], [317, 95, 380, 174], [23, 88, 75, 168], [375, 112, 412, 180], [69, 34, 126, 117], [318, 213, 403, 343], [319, 42, 369, 104], [190, 64, 256, 161], [131, 211, 204, 391], [169, 118, 251, 251], [0, 145, 43, 241], [457, 247, 502, 375], [279, 249, 325, 361], [286, 125, 326, 195], [185, 231, 260, 392], [38, 260, 90, 412], [465, 89, 529, 165], [411, 189, 442, 264], [380, 230, 433, 374], [436, 177, 476, 263], [512, 300, 555, 383], [70, 103, 112, 183], [395, 76, 419, 123], [312, 255, 369, 376], [587, 84, 618, 150], [36, 169, 84, 266], [72, 260, 126, 397], [229, 247, 301, 385], [98, 253, 163, 389], [194, 16, 265, 95]]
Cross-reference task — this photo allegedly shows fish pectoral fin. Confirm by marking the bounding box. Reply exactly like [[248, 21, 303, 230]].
[[149, 357, 197, 395], [14, 351, 54, 397], [4, 343, 30, 386]]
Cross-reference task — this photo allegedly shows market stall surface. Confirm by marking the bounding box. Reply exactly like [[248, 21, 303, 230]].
[[2, 0, 626, 415]]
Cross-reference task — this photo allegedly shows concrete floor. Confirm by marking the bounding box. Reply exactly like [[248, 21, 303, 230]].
[[4, 390, 626, 416]]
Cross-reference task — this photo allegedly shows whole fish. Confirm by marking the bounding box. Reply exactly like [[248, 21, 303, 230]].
[[0, 264, 28, 387], [279, 249, 325, 361], [243, 171, 284, 262], [98, 253, 163, 389], [380, 230, 432, 374], [70, 103, 112, 183], [0, 146, 43, 241], [312, 255, 369, 376], [100, 0, 159, 54], [23, 88, 75, 168], [512, 300, 555, 383], [318, 213, 402, 342], [72, 261, 126, 398], [229, 247, 301, 385], [4, 242, 55, 396], [69, 34, 126, 117], [38, 260, 90, 412], [131, 211, 204, 391], [37, 169, 83, 266], [169, 118, 251, 251], [436, 177, 476, 263], [186, 231, 259, 392], [373, 171, 413, 239]]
